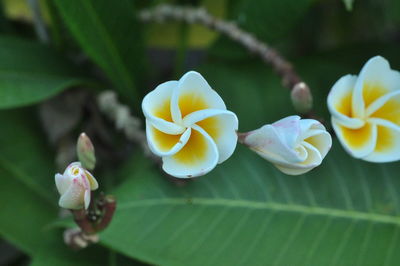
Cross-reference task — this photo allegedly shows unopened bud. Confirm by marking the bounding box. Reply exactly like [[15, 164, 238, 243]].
[[241, 116, 331, 175], [77, 133, 96, 170], [291, 82, 313, 114]]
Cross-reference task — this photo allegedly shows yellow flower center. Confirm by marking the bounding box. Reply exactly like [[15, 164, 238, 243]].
[[336, 83, 398, 152], [151, 93, 222, 167]]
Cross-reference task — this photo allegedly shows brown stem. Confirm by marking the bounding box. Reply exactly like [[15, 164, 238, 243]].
[[97, 91, 162, 165], [71, 209, 96, 235], [95, 195, 117, 231], [237, 131, 249, 145]]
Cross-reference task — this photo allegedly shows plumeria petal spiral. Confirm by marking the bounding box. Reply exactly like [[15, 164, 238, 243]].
[[328, 56, 400, 162], [142, 71, 238, 178], [243, 116, 332, 175]]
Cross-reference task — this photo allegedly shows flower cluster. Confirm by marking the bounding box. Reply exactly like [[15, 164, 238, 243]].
[[328, 56, 400, 162], [143, 71, 332, 177], [142, 71, 238, 178]]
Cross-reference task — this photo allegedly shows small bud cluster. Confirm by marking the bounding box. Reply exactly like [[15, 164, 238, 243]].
[[55, 133, 116, 249]]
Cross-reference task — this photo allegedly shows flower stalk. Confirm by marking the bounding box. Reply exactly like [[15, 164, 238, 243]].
[[71, 193, 117, 235]]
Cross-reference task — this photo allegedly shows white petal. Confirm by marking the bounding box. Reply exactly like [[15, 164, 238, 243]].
[[353, 56, 400, 117], [302, 129, 332, 159], [274, 142, 322, 175], [274, 165, 310, 175], [366, 90, 400, 127], [364, 119, 400, 162], [55, 173, 70, 195], [368, 118, 400, 131], [244, 124, 303, 164], [183, 109, 238, 163], [271, 116, 301, 148], [332, 117, 377, 158], [327, 74, 364, 128], [299, 142, 323, 166], [84, 190, 91, 210], [84, 170, 98, 190], [58, 178, 85, 210], [146, 123, 191, 156], [162, 125, 219, 178], [299, 118, 321, 132], [142, 80, 185, 134], [366, 90, 400, 116], [170, 71, 226, 123]]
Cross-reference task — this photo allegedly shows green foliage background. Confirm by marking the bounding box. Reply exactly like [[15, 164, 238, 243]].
[[1, 0, 400, 265]]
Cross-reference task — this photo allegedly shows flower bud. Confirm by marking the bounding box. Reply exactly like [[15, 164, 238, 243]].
[[242, 116, 332, 175], [55, 162, 99, 210], [77, 133, 96, 170], [291, 82, 313, 114]]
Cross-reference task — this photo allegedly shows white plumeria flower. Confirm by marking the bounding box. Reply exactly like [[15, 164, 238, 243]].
[[242, 116, 332, 175], [142, 71, 238, 178], [55, 162, 98, 210], [328, 56, 400, 162]]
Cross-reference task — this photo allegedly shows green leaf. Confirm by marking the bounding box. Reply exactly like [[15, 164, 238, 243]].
[[0, 110, 58, 253], [101, 145, 400, 266], [0, 110, 110, 265], [99, 52, 400, 265], [30, 244, 110, 266], [0, 36, 89, 109], [53, 0, 144, 102]]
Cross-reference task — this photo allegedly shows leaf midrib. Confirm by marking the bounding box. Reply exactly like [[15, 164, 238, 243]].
[[0, 156, 55, 203], [118, 197, 400, 226]]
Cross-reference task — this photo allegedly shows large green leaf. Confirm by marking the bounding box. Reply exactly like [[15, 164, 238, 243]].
[[0, 36, 90, 109], [101, 144, 400, 266], [53, 0, 144, 102], [0, 110, 58, 253], [99, 53, 400, 265], [30, 244, 110, 266], [0, 110, 109, 264]]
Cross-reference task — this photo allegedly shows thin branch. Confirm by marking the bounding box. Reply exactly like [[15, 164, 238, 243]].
[[27, 0, 50, 44], [97, 91, 161, 164], [138, 4, 309, 95]]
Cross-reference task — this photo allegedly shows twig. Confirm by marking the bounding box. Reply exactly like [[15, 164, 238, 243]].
[[97, 91, 161, 164], [27, 0, 49, 44], [138, 4, 309, 95]]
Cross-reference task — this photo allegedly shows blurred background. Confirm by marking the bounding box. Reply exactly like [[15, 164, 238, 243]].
[[1, 0, 400, 265]]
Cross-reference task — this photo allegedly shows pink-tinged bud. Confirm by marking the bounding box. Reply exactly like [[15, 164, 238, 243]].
[[77, 133, 96, 170], [291, 82, 313, 114], [242, 116, 332, 175], [55, 162, 99, 210]]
